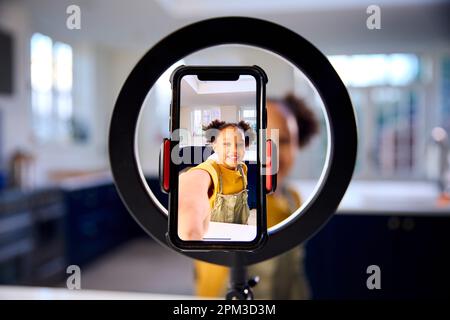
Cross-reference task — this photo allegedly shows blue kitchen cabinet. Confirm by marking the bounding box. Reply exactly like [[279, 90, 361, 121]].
[[64, 183, 145, 267], [305, 214, 450, 299], [391, 216, 450, 298]]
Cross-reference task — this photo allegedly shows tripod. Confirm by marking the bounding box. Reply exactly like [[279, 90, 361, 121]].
[[225, 255, 259, 300]]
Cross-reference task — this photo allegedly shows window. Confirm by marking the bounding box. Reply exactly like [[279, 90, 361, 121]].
[[327, 53, 431, 179], [31, 33, 74, 143], [328, 54, 421, 87], [239, 107, 256, 135], [441, 57, 450, 133], [190, 108, 221, 145], [202, 108, 221, 132], [239, 106, 257, 159], [242, 109, 256, 118]]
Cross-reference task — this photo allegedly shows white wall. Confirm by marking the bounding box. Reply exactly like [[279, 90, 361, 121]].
[[0, 0, 147, 185], [33, 44, 116, 183], [0, 0, 32, 166]]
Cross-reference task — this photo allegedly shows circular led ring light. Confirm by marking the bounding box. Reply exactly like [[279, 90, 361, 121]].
[[109, 17, 357, 266]]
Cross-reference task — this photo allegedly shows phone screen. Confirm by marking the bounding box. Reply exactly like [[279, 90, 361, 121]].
[[174, 73, 260, 243]]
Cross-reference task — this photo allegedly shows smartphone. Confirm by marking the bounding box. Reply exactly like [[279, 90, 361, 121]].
[[161, 65, 273, 251]]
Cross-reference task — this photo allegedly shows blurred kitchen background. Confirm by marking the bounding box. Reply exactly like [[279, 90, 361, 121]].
[[0, 0, 449, 299]]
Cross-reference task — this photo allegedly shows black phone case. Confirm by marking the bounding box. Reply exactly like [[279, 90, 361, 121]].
[[167, 65, 268, 252]]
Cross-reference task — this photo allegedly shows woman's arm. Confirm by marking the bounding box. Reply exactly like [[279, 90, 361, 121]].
[[178, 169, 212, 240]]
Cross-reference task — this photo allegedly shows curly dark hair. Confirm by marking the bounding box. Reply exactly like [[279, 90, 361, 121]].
[[268, 93, 319, 148], [202, 119, 256, 147]]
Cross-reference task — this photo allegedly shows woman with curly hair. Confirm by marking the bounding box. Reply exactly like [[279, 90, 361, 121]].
[[178, 120, 256, 241]]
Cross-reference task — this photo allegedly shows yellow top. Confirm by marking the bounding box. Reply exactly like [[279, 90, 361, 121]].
[[188, 159, 248, 208], [194, 187, 302, 298], [266, 189, 301, 229]]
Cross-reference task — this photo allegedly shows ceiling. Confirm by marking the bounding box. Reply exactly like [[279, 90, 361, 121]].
[[17, 0, 450, 54], [180, 76, 256, 106], [156, 0, 446, 17]]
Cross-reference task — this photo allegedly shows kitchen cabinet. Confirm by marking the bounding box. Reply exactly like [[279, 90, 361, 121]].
[[0, 188, 65, 285], [28, 188, 66, 285], [1, 180, 146, 285], [63, 183, 146, 267], [0, 190, 33, 284], [305, 213, 450, 299]]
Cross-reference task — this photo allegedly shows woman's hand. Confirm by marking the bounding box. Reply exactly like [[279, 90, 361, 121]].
[[178, 169, 212, 240]]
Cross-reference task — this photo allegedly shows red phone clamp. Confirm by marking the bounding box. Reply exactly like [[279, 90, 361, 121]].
[[159, 138, 171, 193], [265, 139, 277, 194]]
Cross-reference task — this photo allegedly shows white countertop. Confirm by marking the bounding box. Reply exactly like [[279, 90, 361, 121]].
[[57, 171, 115, 191], [293, 180, 450, 216], [0, 285, 197, 300]]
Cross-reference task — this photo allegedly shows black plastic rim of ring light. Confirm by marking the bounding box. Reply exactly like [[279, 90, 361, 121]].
[[109, 17, 357, 266]]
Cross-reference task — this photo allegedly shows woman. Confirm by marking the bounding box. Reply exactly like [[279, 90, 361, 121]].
[[178, 120, 255, 241], [194, 93, 319, 299]]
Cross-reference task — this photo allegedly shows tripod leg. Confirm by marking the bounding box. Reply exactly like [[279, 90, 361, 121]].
[[225, 255, 257, 300]]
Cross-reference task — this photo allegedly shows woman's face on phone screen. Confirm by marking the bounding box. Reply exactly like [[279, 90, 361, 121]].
[[213, 127, 246, 169]]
